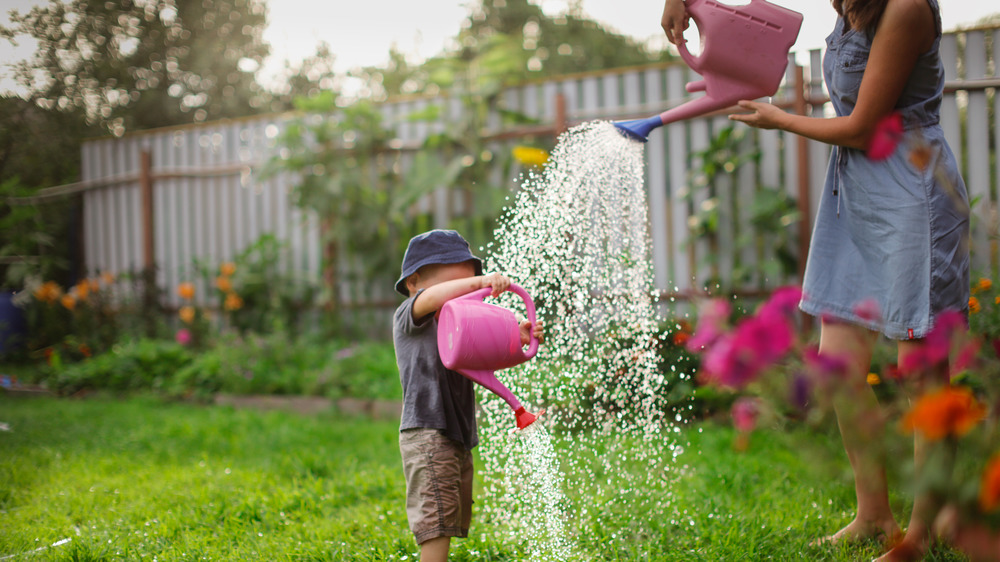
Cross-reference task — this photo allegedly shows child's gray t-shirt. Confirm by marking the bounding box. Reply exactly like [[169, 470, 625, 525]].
[[393, 290, 478, 450]]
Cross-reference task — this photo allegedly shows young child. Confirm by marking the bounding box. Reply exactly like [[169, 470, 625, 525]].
[[393, 229, 542, 561]]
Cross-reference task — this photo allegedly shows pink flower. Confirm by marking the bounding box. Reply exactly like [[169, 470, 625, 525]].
[[899, 310, 967, 374], [731, 397, 759, 432], [702, 308, 795, 388], [759, 286, 803, 319], [175, 328, 192, 346], [803, 345, 850, 379], [853, 298, 882, 323], [867, 112, 904, 160], [686, 299, 731, 352]]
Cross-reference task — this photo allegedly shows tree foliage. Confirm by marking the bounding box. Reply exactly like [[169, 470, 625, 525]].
[[1, 0, 271, 135]]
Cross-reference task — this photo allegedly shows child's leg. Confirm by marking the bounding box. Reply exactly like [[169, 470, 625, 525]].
[[420, 536, 450, 562], [817, 320, 901, 545]]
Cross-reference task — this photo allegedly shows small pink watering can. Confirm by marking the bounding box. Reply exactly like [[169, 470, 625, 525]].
[[438, 284, 542, 430], [614, 0, 803, 142]]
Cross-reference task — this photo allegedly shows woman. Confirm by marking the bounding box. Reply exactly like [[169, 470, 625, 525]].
[[662, 0, 970, 560]]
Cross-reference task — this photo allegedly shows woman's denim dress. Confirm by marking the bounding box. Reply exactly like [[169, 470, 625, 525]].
[[799, 0, 969, 340]]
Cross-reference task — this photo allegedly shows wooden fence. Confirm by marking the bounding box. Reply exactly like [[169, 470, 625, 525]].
[[22, 24, 999, 331]]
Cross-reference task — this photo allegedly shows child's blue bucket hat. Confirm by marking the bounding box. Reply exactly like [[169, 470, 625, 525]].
[[395, 230, 483, 296]]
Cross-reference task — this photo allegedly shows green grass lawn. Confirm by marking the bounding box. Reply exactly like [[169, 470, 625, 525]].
[[0, 395, 968, 561]]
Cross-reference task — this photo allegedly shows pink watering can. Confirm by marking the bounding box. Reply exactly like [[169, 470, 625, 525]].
[[614, 0, 803, 142], [438, 284, 543, 430]]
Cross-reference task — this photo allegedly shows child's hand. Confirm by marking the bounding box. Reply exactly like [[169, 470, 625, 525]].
[[519, 320, 544, 346], [481, 273, 511, 298]]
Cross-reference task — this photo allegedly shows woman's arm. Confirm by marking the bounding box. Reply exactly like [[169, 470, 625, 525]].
[[729, 0, 935, 150]]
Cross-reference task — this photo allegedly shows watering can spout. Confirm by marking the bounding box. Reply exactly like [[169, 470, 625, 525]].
[[515, 406, 545, 430], [613, 115, 664, 144]]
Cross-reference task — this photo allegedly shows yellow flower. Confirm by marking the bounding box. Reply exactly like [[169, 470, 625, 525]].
[[902, 386, 987, 441], [224, 292, 244, 311], [866, 373, 881, 386], [60, 294, 77, 311], [512, 146, 550, 167], [969, 296, 981, 314], [980, 455, 1000, 513], [177, 282, 196, 300], [219, 262, 237, 277], [179, 305, 196, 324], [33, 281, 62, 303], [215, 276, 232, 293]]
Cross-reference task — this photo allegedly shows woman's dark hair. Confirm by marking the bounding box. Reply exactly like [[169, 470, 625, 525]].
[[831, 0, 890, 33]]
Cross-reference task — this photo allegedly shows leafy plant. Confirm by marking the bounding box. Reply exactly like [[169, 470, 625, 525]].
[[682, 126, 800, 290]]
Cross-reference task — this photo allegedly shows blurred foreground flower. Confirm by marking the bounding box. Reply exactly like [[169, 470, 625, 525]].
[[867, 112, 904, 160], [901, 386, 986, 441], [979, 456, 1000, 513]]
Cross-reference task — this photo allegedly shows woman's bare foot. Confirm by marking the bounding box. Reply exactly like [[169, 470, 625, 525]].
[[872, 536, 926, 562], [812, 517, 902, 547]]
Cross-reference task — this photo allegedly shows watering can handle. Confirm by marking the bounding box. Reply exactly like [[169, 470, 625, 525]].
[[675, 0, 706, 71], [468, 283, 539, 359]]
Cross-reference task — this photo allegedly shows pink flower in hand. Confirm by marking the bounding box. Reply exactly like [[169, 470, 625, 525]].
[[867, 112, 904, 160]]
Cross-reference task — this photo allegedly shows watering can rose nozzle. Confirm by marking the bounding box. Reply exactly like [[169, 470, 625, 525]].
[[515, 407, 545, 430]]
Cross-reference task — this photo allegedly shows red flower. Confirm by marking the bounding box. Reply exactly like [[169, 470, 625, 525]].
[[867, 112, 904, 160]]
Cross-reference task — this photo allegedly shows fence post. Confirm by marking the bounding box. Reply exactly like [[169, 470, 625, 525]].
[[554, 92, 567, 136], [140, 150, 154, 271]]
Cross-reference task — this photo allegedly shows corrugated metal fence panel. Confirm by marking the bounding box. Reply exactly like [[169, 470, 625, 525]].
[[963, 29, 994, 272]]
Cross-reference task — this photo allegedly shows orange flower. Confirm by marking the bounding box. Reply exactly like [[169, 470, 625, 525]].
[[673, 331, 691, 346], [224, 292, 244, 311], [177, 282, 195, 300], [969, 296, 981, 314], [979, 455, 1000, 513], [908, 144, 933, 172], [78, 344, 91, 358], [219, 262, 237, 277], [976, 277, 993, 293], [88, 278, 101, 293], [33, 281, 62, 303], [101, 271, 115, 285], [902, 386, 987, 441], [179, 305, 196, 324], [867, 373, 881, 386], [61, 294, 77, 311], [74, 279, 90, 301], [215, 275, 232, 292]]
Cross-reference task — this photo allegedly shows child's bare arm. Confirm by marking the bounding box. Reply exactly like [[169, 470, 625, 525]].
[[411, 273, 511, 320]]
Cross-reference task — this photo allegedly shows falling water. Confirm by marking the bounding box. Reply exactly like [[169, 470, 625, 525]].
[[479, 121, 686, 558]]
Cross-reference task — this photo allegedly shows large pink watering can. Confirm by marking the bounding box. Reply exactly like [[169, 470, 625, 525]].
[[614, 0, 803, 142], [438, 284, 543, 430]]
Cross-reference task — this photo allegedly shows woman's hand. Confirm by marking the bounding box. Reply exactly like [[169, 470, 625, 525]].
[[661, 0, 688, 46], [728, 100, 788, 130]]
